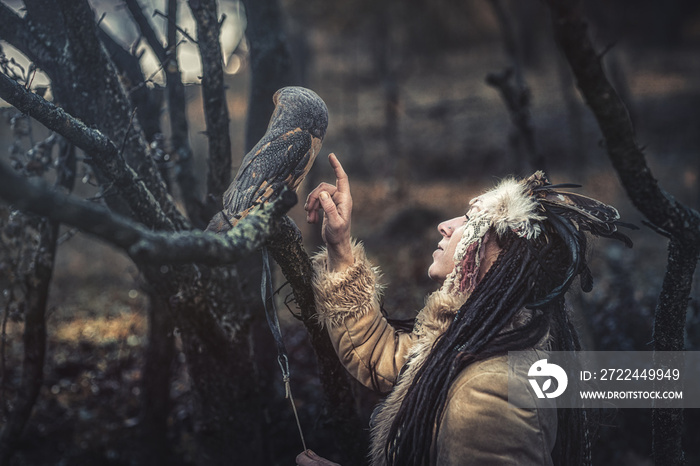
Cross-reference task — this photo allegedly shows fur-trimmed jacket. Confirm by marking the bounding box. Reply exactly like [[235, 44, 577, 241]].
[[312, 241, 557, 466]]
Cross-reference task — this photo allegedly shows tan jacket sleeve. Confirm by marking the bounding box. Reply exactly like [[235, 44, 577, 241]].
[[435, 355, 557, 465], [311, 241, 416, 393]]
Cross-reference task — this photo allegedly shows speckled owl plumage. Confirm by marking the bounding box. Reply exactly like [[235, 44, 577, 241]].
[[206, 87, 328, 232]]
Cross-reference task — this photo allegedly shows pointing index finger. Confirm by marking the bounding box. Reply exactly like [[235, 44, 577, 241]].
[[329, 153, 350, 194]]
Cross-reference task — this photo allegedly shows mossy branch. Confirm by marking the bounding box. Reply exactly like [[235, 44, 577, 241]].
[[0, 157, 297, 265]]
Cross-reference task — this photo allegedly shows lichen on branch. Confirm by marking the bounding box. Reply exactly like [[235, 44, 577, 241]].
[[0, 156, 297, 266]]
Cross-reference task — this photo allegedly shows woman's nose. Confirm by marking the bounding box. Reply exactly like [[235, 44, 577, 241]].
[[438, 222, 452, 238], [438, 221, 454, 237]]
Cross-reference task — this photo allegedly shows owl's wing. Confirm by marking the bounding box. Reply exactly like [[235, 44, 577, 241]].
[[222, 129, 313, 225]]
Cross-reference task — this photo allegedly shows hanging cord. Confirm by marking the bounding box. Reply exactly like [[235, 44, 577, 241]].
[[261, 247, 307, 452]]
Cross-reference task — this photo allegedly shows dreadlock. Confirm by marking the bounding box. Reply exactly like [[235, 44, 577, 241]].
[[384, 223, 593, 466]]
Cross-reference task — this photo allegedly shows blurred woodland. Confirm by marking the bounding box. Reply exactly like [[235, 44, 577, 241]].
[[0, 0, 699, 465]]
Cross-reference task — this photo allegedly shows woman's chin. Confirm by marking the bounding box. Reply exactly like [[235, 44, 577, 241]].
[[427, 265, 443, 283]]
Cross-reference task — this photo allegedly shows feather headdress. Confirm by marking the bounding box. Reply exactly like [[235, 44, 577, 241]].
[[441, 171, 635, 302]]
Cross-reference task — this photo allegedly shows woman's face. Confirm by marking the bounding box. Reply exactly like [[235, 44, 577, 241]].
[[428, 202, 500, 284], [428, 216, 468, 282]]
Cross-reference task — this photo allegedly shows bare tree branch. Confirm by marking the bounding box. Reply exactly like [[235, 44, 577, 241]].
[[138, 290, 176, 464], [187, 0, 232, 206], [153, 9, 199, 45], [485, 68, 540, 174], [486, 0, 543, 174], [0, 157, 296, 265], [0, 3, 57, 74], [650, 239, 698, 465], [124, 0, 168, 63], [546, 1, 700, 464], [54, 0, 178, 219], [98, 28, 163, 145], [166, 0, 178, 53], [14, 0, 189, 231], [546, 0, 700, 243], [124, 0, 203, 225], [162, 0, 201, 225], [0, 70, 176, 231], [0, 217, 52, 463]]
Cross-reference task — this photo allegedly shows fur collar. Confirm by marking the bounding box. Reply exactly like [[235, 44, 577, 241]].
[[368, 291, 547, 465], [369, 290, 465, 466]]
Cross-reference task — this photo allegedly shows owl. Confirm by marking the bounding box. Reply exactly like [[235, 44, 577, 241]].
[[206, 87, 328, 232]]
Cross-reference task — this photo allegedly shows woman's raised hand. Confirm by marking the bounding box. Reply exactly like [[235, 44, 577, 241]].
[[305, 153, 354, 272], [296, 449, 341, 466]]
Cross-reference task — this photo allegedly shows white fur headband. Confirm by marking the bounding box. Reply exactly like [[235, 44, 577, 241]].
[[440, 176, 545, 296]]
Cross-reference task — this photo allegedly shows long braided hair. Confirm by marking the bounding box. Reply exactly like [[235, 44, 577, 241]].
[[384, 221, 594, 466]]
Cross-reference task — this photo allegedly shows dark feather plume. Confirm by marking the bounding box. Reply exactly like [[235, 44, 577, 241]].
[[520, 170, 635, 303], [523, 171, 635, 248], [532, 182, 582, 191]]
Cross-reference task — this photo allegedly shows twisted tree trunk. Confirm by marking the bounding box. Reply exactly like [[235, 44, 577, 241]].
[[0, 139, 75, 463], [546, 1, 700, 463]]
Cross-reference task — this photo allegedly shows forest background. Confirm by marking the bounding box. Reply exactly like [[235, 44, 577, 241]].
[[0, 0, 699, 465]]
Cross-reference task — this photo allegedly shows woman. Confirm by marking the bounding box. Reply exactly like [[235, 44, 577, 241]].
[[298, 154, 631, 466]]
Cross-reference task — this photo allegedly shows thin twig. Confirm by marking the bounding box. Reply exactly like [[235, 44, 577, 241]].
[[153, 10, 198, 44], [124, 0, 167, 62], [597, 41, 617, 61], [85, 187, 120, 202], [118, 108, 138, 157], [641, 220, 673, 240], [57, 227, 79, 245], [25, 66, 36, 90], [96, 11, 107, 27], [127, 38, 187, 94]]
